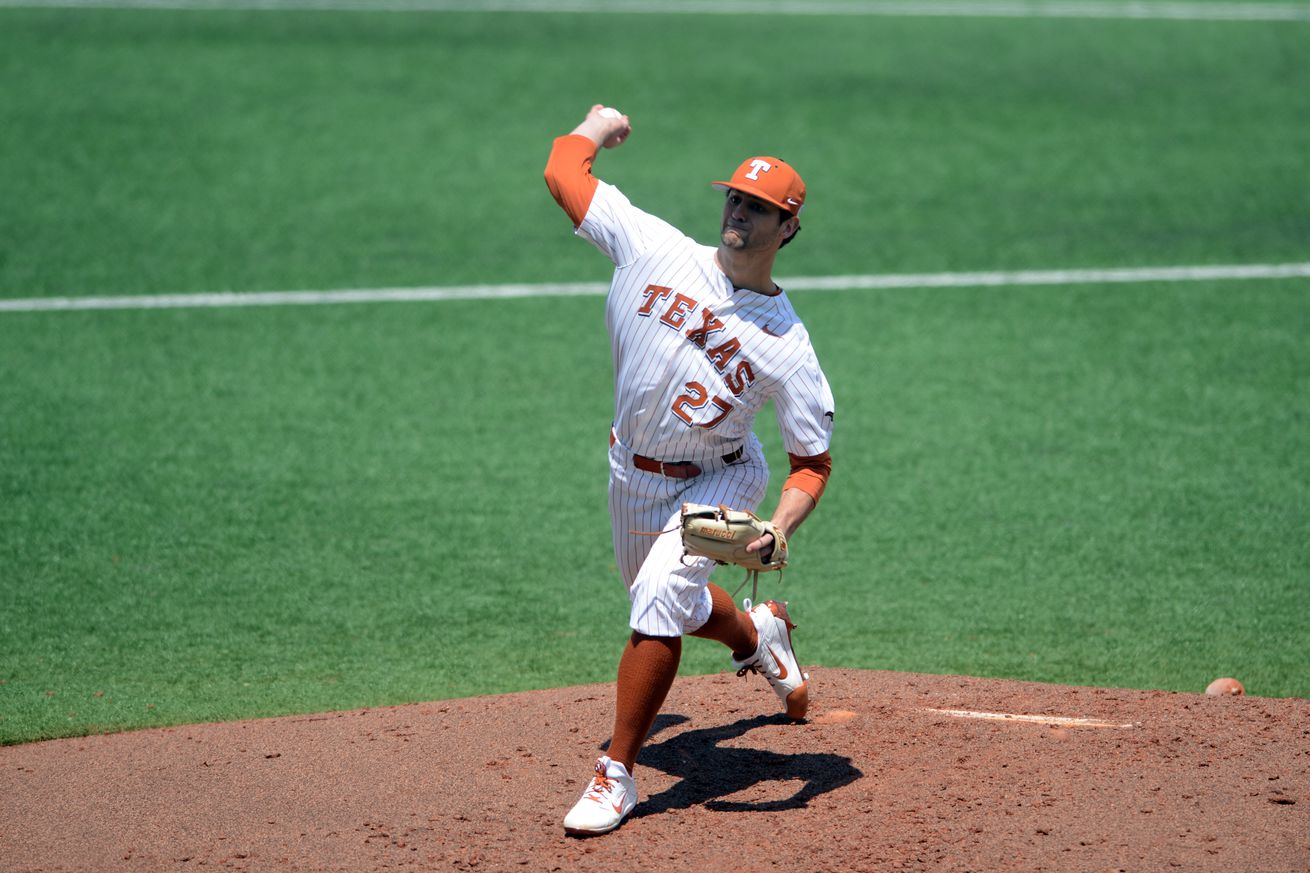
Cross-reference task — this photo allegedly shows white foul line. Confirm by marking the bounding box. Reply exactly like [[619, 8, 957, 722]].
[[925, 708, 1136, 728], [1, 0, 1308, 23], [787, 262, 1310, 291], [0, 281, 611, 313], [1, 262, 1307, 313]]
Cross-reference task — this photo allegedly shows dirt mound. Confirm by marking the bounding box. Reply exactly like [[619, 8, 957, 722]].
[[3, 669, 1307, 872]]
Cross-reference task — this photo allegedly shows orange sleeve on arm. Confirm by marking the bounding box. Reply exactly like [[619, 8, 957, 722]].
[[784, 451, 832, 505], [543, 134, 600, 227]]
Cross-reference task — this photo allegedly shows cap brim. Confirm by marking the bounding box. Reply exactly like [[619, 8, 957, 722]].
[[711, 181, 794, 215]]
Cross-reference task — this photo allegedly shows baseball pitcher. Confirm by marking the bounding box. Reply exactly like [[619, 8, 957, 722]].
[[544, 104, 835, 836]]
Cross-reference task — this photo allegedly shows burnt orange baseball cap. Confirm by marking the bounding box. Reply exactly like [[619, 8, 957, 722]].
[[712, 156, 806, 215]]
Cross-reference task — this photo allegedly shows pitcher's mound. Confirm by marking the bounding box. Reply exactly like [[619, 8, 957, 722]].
[[3, 669, 1306, 872]]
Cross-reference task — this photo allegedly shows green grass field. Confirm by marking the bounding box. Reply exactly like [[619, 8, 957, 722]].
[[2, 1, 1308, 744]]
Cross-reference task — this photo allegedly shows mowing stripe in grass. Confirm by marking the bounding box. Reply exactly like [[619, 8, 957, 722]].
[[2, 262, 1308, 312], [2, 0, 1309, 22]]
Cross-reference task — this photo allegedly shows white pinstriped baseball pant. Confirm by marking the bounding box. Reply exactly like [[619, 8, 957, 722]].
[[608, 432, 769, 637]]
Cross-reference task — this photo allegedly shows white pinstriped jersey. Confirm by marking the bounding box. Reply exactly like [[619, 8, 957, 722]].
[[578, 181, 835, 464]]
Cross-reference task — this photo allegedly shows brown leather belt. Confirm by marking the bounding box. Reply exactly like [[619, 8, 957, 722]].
[[611, 431, 743, 480]]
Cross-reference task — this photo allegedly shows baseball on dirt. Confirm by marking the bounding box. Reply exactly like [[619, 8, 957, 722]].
[[1205, 677, 1244, 696]]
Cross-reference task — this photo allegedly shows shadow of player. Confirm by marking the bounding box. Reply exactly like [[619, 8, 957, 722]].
[[614, 712, 863, 818]]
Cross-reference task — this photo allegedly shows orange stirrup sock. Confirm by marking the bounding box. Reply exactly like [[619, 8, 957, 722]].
[[608, 632, 680, 772], [688, 583, 757, 661]]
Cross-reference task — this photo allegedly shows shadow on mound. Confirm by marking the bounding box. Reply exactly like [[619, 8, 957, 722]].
[[626, 712, 863, 817]]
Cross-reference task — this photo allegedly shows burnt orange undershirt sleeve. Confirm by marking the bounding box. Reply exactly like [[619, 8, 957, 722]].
[[543, 134, 601, 227], [784, 451, 832, 505]]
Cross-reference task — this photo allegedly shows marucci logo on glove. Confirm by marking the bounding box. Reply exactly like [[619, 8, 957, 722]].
[[679, 503, 788, 573]]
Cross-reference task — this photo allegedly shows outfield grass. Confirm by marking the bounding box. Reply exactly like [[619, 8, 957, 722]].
[[3, 5, 1308, 298], [1, 4, 1308, 744], [3, 281, 1306, 743]]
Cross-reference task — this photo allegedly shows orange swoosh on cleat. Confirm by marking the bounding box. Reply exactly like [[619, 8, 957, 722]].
[[766, 646, 788, 680]]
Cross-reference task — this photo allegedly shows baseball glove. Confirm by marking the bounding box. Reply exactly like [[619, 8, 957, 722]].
[[680, 503, 788, 573]]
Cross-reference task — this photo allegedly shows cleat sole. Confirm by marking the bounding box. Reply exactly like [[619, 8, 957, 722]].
[[785, 680, 809, 720]]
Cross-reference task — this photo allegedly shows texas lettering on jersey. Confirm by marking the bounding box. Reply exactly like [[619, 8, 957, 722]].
[[545, 135, 833, 464], [636, 283, 755, 429]]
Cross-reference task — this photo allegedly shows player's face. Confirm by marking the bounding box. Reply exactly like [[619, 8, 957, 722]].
[[720, 190, 794, 252]]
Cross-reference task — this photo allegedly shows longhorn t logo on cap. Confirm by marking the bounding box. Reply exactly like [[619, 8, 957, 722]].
[[712, 156, 806, 216]]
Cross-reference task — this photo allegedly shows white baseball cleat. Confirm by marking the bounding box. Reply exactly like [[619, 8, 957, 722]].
[[733, 599, 810, 720], [563, 755, 638, 836]]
